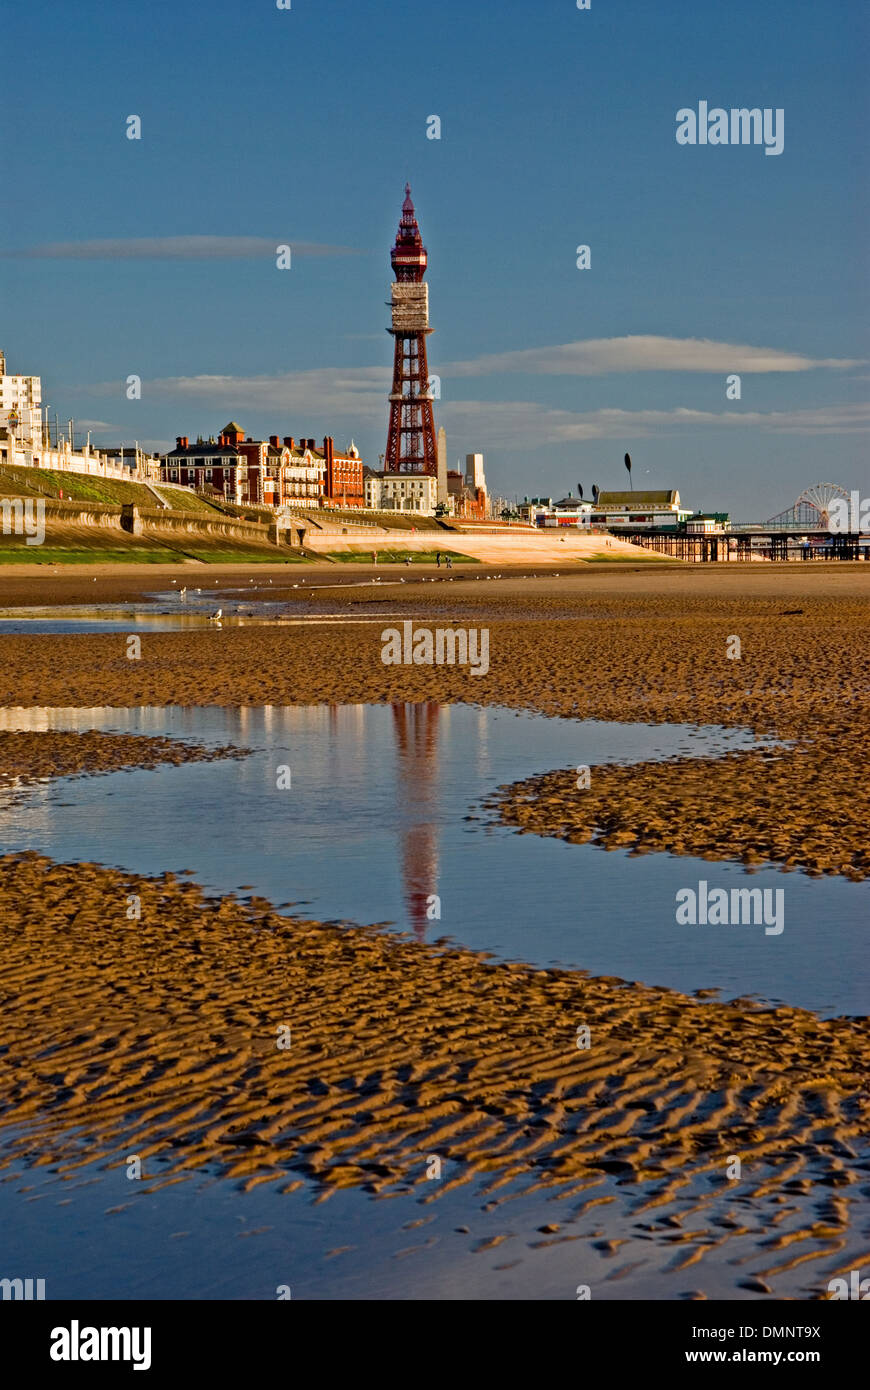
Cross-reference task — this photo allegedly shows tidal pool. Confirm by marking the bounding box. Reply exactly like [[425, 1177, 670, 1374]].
[[0, 702, 864, 1016], [1, 701, 866, 1302]]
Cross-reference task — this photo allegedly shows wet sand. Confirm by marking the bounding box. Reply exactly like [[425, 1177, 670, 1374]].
[[0, 729, 245, 792], [489, 742, 870, 881], [1, 852, 867, 1298], [0, 563, 867, 1297], [0, 565, 866, 881]]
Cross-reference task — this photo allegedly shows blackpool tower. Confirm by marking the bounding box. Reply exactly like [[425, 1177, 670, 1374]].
[[384, 184, 437, 475]]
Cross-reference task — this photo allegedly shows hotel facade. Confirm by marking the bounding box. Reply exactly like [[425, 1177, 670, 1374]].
[[161, 423, 364, 509]]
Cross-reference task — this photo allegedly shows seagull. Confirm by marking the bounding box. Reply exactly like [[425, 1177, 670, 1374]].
[[210, 608, 223, 621], [180, 587, 187, 598]]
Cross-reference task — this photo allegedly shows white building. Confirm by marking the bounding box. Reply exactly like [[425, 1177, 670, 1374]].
[[590, 490, 690, 531], [685, 512, 730, 533], [544, 495, 593, 526], [465, 452, 486, 495], [365, 471, 438, 515], [0, 351, 43, 445], [0, 348, 152, 484]]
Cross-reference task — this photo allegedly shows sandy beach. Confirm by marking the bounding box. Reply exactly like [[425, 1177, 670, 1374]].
[[0, 564, 866, 881], [0, 561, 867, 1298], [1, 850, 867, 1298], [0, 728, 245, 791]]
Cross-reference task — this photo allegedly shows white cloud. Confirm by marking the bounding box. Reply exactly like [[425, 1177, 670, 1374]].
[[143, 367, 389, 416], [437, 400, 870, 447], [79, 368, 869, 448], [442, 335, 863, 377]]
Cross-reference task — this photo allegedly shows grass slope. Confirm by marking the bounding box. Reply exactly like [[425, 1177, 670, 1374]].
[[0, 465, 218, 515]]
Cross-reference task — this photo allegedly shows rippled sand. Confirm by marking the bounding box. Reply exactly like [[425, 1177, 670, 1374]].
[[1, 853, 867, 1296], [0, 728, 244, 791], [0, 566, 866, 880], [0, 564, 867, 1297]]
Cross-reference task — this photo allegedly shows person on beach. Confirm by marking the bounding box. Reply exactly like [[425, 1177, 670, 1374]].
[[373, 550, 378, 565], [446, 555, 453, 570], [436, 551, 441, 568]]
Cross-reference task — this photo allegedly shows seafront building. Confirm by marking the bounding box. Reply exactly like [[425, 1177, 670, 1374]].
[[160, 423, 364, 509], [591, 489, 691, 530], [0, 349, 138, 482], [684, 511, 731, 533], [447, 462, 487, 518], [363, 470, 439, 514], [0, 351, 42, 446], [528, 489, 694, 531], [364, 447, 489, 518]]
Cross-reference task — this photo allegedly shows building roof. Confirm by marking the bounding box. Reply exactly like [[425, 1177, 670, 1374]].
[[163, 444, 239, 459], [553, 495, 590, 509], [222, 421, 244, 434], [595, 490, 679, 507]]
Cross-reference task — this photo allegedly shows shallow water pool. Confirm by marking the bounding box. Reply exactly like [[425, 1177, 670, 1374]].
[[0, 702, 864, 1017]]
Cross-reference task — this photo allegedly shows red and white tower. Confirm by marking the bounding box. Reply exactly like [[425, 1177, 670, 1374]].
[[384, 184, 437, 475]]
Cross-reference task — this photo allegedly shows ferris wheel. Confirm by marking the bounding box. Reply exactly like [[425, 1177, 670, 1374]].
[[794, 483, 850, 527]]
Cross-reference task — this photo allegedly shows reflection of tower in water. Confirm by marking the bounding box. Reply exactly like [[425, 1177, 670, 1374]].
[[391, 702, 441, 941]]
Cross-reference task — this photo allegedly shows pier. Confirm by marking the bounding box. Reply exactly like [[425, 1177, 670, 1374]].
[[629, 484, 869, 561], [630, 530, 869, 561]]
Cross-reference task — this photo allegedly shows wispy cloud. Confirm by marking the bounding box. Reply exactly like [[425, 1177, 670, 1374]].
[[79, 369, 869, 446], [3, 236, 359, 260], [442, 335, 863, 377], [437, 400, 870, 447], [84, 367, 390, 417]]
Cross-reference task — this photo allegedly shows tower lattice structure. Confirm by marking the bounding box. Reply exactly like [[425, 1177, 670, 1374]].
[[384, 184, 437, 475]]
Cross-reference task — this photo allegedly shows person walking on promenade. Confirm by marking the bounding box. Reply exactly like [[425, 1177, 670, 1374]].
[[436, 551, 441, 568]]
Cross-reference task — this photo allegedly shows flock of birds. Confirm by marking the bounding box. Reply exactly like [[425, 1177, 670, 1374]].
[[163, 568, 540, 626], [169, 576, 280, 625]]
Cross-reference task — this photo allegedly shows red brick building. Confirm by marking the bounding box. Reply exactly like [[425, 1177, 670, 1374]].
[[323, 437, 364, 508], [160, 424, 365, 508], [162, 431, 241, 496], [447, 470, 487, 519]]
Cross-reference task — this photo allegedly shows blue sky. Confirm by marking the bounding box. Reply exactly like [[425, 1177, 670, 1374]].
[[2, 0, 867, 517]]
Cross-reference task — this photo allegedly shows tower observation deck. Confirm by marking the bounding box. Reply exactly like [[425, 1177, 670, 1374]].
[[384, 184, 437, 475]]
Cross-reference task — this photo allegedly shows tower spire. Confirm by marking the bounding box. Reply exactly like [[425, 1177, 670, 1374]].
[[384, 185, 437, 476]]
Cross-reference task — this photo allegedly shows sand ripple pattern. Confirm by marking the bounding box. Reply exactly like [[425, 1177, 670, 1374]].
[[0, 729, 246, 791], [0, 578, 866, 881], [1, 855, 867, 1292], [488, 741, 870, 881]]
